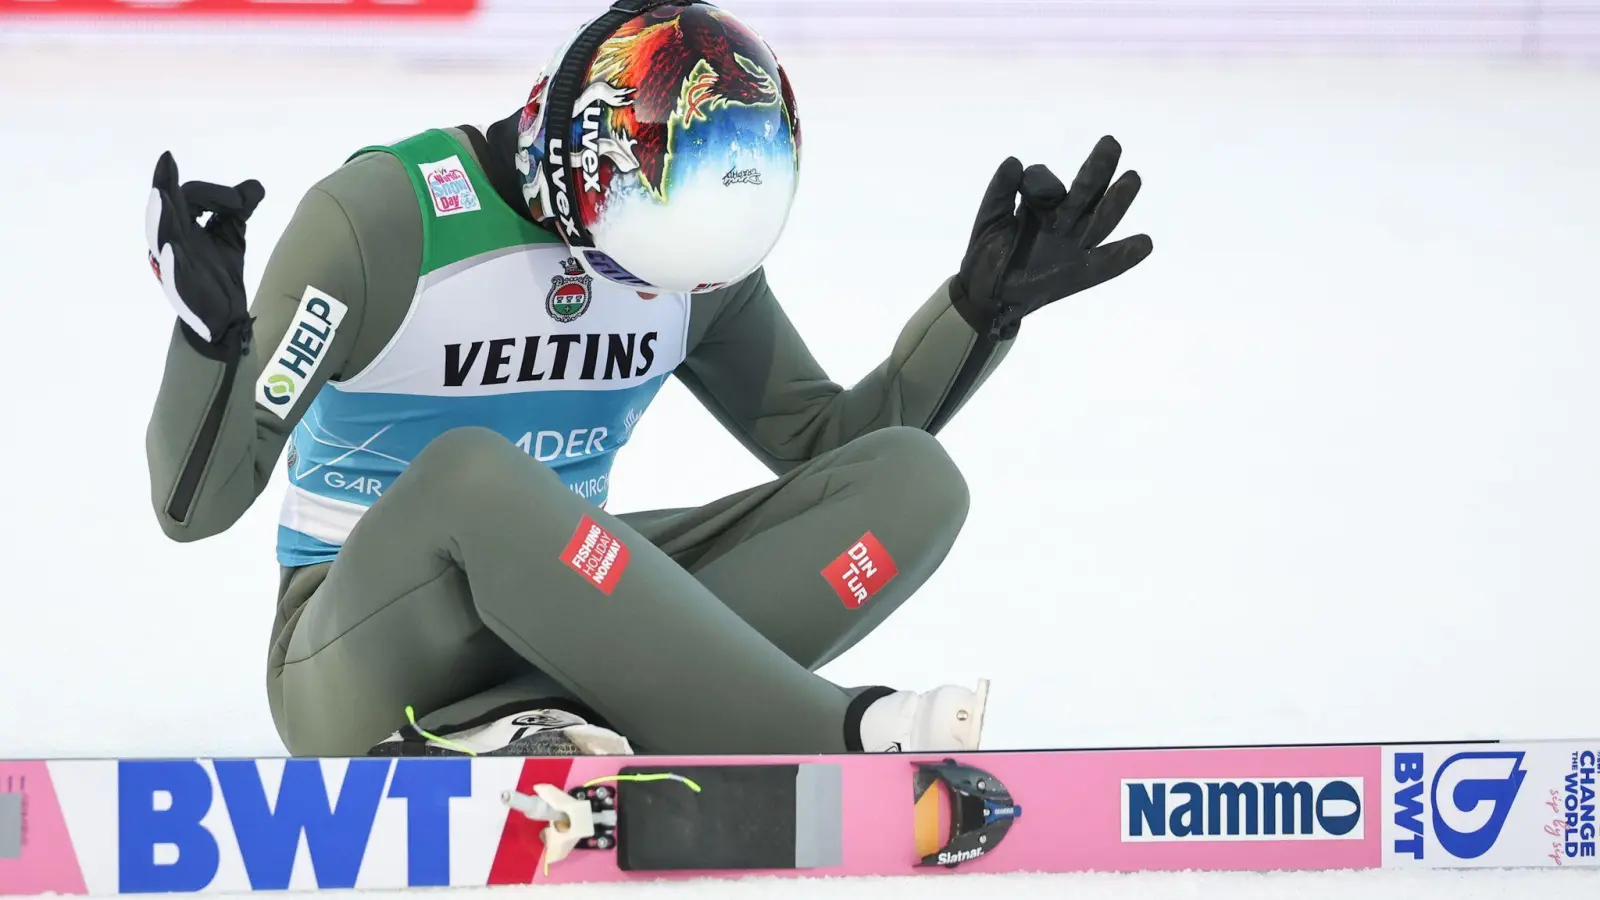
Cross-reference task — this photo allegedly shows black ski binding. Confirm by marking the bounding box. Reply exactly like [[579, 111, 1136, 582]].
[[912, 758, 1022, 868], [570, 783, 617, 851]]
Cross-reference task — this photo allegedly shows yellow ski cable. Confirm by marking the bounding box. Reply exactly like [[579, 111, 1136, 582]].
[[403, 703, 705, 878], [403, 705, 478, 756]]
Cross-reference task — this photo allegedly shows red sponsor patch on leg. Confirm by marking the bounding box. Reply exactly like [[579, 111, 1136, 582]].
[[560, 515, 630, 595], [822, 531, 899, 609]]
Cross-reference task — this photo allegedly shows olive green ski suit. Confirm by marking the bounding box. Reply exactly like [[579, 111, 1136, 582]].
[[144, 123, 1012, 756]]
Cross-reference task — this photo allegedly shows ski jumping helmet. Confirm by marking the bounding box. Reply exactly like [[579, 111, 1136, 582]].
[[516, 0, 802, 294]]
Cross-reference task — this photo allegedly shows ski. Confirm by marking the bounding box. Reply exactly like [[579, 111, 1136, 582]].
[[1, 738, 1595, 895]]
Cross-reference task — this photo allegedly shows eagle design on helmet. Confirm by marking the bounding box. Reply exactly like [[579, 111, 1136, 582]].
[[586, 3, 799, 199]]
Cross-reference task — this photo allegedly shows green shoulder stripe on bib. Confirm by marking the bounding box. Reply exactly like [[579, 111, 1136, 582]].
[[350, 129, 559, 276]]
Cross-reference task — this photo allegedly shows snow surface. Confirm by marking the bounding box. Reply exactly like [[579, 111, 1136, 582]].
[[114, 869, 1589, 900], [2, 42, 1599, 898]]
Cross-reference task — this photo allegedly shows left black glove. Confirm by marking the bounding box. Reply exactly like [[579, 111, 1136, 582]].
[[950, 135, 1152, 340], [145, 151, 266, 361]]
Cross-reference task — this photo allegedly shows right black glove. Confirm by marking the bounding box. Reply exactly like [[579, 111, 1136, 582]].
[[146, 151, 265, 361], [950, 136, 1152, 341]]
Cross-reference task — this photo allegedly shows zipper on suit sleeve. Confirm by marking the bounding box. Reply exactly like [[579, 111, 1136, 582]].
[[925, 323, 1001, 435], [165, 355, 239, 523]]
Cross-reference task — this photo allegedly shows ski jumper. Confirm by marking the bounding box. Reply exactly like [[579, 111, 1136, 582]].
[[143, 120, 1013, 756]]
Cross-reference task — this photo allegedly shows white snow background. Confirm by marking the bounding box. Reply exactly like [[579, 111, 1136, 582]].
[[2, 39, 1599, 899]]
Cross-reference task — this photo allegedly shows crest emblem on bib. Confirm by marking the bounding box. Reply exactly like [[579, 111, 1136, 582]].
[[547, 257, 594, 323]]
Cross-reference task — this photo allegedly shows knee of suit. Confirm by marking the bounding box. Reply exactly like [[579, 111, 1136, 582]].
[[849, 426, 970, 528], [407, 426, 566, 506]]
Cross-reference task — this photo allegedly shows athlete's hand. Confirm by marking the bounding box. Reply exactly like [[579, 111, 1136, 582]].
[[950, 136, 1152, 339], [146, 151, 265, 361]]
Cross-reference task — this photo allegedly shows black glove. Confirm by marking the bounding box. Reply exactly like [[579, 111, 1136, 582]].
[[145, 151, 265, 361], [950, 135, 1152, 340]]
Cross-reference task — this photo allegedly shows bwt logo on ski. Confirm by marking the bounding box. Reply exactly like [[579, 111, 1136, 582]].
[[443, 332, 659, 387], [1122, 777, 1364, 842], [257, 288, 347, 421], [116, 757, 473, 893], [1545, 750, 1597, 862], [1390, 750, 1526, 860]]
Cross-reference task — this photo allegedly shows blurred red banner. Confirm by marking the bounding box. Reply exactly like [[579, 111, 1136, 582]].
[[0, 0, 477, 17]]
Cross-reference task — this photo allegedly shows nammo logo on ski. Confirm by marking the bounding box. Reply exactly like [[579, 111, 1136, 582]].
[[1391, 750, 1527, 860]]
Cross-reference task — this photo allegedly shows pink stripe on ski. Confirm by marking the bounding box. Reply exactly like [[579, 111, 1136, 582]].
[[1035, 745, 1383, 873], [508, 745, 1382, 884], [0, 762, 88, 895]]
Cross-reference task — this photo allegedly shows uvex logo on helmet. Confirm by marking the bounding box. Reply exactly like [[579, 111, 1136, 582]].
[[579, 103, 605, 193], [543, 80, 640, 240], [546, 135, 580, 241]]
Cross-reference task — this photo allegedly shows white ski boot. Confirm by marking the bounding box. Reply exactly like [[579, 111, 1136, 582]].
[[859, 679, 989, 752], [369, 708, 634, 757]]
